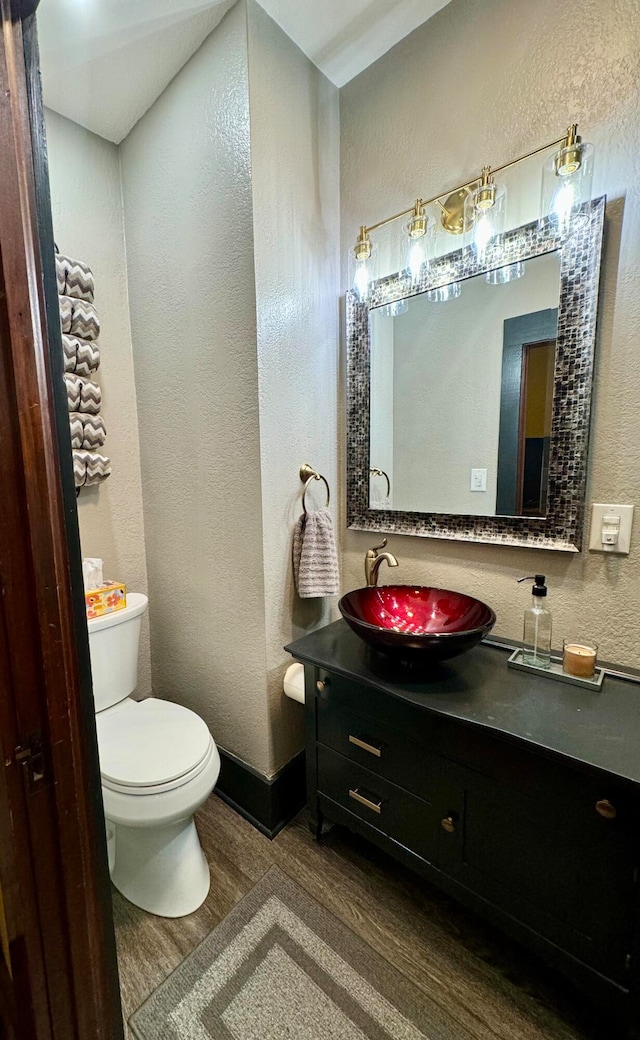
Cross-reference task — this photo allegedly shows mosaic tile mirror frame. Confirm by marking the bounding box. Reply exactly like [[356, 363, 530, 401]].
[[346, 196, 606, 551]]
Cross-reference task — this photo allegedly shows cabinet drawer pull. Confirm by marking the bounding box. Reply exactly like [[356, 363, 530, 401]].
[[441, 815, 456, 833], [595, 799, 617, 820], [316, 678, 329, 693], [349, 735, 382, 758], [349, 788, 382, 814]]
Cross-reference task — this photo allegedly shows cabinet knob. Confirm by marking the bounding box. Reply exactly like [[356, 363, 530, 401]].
[[595, 799, 617, 820], [316, 678, 329, 693], [441, 815, 456, 833]]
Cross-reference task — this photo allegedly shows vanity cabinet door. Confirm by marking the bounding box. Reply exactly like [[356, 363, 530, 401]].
[[457, 768, 638, 986]]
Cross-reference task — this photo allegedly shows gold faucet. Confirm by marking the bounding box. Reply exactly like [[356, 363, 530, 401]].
[[364, 539, 399, 587]]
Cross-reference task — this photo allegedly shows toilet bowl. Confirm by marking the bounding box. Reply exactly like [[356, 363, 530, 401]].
[[87, 593, 220, 918]]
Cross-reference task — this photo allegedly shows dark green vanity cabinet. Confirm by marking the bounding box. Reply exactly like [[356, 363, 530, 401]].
[[285, 621, 640, 1037]]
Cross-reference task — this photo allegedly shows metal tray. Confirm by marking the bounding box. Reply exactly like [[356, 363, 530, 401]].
[[507, 648, 605, 690]]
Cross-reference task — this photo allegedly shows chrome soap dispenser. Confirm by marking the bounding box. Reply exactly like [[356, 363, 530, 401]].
[[517, 574, 552, 669]]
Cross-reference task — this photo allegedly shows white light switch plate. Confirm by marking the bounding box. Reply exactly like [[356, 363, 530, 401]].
[[470, 468, 487, 492], [588, 503, 634, 554]]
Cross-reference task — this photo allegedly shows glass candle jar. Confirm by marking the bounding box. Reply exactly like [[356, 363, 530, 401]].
[[563, 641, 598, 679]]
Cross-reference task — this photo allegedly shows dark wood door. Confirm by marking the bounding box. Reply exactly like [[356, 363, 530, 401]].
[[0, 4, 123, 1038]]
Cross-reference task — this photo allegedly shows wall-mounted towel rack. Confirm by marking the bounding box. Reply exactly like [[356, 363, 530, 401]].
[[370, 467, 391, 497], [300, 463, 330, 515]]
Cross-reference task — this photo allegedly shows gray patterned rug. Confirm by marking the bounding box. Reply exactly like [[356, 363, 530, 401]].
[[130, 867, 469, 1040]]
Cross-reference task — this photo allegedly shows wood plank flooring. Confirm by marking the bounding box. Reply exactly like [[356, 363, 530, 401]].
[[113, 795, 610, 1040]]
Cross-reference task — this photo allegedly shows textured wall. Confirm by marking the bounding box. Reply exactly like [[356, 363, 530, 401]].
[[45, 108, 151, 698], [120, 2, 272, 773], [247, 1, 341, 771], [340, 0, 640, 665]]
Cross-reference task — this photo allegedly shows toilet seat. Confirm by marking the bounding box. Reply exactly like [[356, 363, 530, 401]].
[[97, 699, 214, 795]]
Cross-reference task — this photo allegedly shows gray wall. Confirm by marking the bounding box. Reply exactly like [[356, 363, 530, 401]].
[[120, 1, 340, 775], [340, 0, 640, 666], [247, 1, 341, 769], [45, 108, 152, 698], [120, 2, 271, 772]]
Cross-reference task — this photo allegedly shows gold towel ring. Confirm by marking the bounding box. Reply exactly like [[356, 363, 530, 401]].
[[300, 463, 330, 515]]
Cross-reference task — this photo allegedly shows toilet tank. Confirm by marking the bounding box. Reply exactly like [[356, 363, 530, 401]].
[[86, 593, 148, 712]]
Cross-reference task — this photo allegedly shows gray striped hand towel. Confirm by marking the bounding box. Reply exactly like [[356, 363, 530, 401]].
[[292, 508, 339, 598]]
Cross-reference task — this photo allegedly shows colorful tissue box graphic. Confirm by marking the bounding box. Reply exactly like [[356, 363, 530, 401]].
[[85, 582, 127, 619]]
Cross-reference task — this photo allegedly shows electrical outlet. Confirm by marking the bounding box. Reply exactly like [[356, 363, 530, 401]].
[[588, 503, 634, 554], [470, 468, 487, 492]]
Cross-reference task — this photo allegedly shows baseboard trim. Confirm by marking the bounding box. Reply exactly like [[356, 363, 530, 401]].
[[215, 748, 306, 840]]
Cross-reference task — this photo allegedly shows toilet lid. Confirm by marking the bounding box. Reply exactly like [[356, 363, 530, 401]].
[[97, 699, 212, 788]]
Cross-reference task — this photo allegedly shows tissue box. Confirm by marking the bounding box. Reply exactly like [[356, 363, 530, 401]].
[[85, 582, 127, 619]]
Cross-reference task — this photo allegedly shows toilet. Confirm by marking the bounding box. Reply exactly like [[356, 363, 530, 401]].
[[87, 593, 220, 918]]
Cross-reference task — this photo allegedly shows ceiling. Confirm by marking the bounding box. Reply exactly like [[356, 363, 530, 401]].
[[255, 0, 452, 88], [38, 0, 452, 144]]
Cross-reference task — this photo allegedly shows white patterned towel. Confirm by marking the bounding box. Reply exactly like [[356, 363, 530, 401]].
[[62, 333, 100, 377], [59, 295, 100, 340], [73, 450, 111, 487], [56, 254, 95, 302], [69, 413, 106, 450], [292, 508, 339, 598], [64, 373, 102, 414]]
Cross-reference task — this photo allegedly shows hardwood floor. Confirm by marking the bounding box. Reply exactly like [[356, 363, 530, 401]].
[[113, 795, 609, 1040]]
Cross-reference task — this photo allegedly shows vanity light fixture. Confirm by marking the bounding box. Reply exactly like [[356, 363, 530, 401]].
[[463, 166, 506, 262], [379, 298, 409, 316], [540, 125, 594, 234], [403, 199, 432, 284], [349, 225, 378, 301], [349, 124, 594, 299], [485, 261, 526, 284], [425, 281, 461, 302]]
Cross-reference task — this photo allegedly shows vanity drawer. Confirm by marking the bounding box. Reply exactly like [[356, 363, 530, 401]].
[[317, 745, 462, 868], [317, 701, 438, 799]]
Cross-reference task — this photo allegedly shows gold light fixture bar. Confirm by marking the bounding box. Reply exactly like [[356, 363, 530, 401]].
[[357, 126, 579, 241]]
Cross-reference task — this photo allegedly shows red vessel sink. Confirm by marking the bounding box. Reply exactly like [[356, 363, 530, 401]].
[[339, 585, 496, 662]]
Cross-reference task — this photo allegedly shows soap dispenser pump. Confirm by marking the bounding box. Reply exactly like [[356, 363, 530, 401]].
[[517, 574, 552, 669]]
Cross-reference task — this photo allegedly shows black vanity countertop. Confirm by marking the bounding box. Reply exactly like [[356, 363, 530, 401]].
[[286, 620, 640, 788]]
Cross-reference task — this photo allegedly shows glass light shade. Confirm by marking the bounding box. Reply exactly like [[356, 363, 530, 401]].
[[540, 141, 594, 234], [348, 241, 379, 302], [486, 261, 526, 284], [401, 213, 435, 284], [464, 180, 507, 262], [425, 281, 461, 302], [379, 298, 409, 317]]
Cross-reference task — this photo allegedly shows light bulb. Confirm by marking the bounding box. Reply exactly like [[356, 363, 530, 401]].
[[354, 259, 371, 301], [550, 178, 578, 232], [401, 203, 433, 285], [539, 135, 594, 233], [473, 211, 494, 260], [464, 174, 506, 262], [348, 232, 378, 302], [408, 239, 426, 282]]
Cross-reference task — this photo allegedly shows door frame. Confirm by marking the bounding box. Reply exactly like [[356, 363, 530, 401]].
[[0, 3, 123, 1037]]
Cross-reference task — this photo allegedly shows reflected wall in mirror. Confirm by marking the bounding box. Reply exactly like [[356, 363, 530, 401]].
[[349, 197, 606, 551], [369, 251, 561, 518]]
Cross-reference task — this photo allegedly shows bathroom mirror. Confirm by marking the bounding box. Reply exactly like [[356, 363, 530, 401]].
[[347, 197, 606, 551]]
